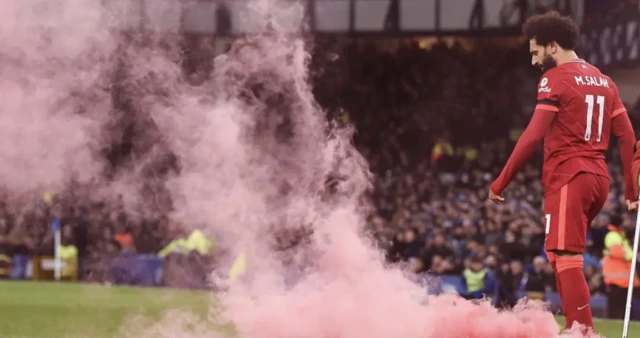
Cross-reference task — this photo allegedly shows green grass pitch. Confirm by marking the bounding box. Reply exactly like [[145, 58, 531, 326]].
[[0, 280, 638, 338]]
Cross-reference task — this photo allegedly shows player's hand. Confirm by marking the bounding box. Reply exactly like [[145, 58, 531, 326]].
[[627, 200, 639, 212], [488, 189, 505, 204]]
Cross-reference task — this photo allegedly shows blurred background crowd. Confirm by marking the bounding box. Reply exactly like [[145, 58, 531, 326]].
[[1, 0, 640, 318]]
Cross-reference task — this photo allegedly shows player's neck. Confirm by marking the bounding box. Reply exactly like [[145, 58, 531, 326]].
[[555, 51, 581, 66]]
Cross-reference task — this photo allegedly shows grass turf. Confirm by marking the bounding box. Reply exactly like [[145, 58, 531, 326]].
[[0, 280, 639, 338]]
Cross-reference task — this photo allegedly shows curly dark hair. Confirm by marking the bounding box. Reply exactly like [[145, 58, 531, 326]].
[[522, 11, 580, 50]]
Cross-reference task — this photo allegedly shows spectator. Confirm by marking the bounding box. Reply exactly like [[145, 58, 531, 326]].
[[114, 223, 136, 253], [524, 256, 550, 300], [462, 255, 495, 300], [59, 225, 79, 280], [387, 229, 406, 263], [420, 233, 453, 272], [496, 260, 525, 308], [602, 216, 640, 319], [585, 264, 604, 295], [71, 207, 88, 280], [399, 228, 423, 261]]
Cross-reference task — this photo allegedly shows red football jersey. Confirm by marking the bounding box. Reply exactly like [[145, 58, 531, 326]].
[[536, 59, 626, 195]]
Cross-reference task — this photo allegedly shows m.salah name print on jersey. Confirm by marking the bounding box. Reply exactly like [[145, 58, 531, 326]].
[[574, 76, 609, 88]]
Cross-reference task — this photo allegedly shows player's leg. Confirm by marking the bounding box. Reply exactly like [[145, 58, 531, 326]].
[[561, 173, 608, 331], [543, 187, 566, 315], [545, 173, 607, 332], [555, 251, 592, 332]]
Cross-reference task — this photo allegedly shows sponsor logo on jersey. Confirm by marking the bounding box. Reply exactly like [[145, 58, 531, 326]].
[[538, 86, 551, 93], [540, 77, 548, 87]]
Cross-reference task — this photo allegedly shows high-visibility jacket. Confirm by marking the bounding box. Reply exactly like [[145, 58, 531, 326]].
[[463, 147, 478, 161], [184, 230, 214, 255], [602, 225, 640, 288], [0, 254, 11, 276], [59, 245, 78, 278], [158, 230, 215, 258], [431, 142, 453, 161], [463, 268, 487, 293]]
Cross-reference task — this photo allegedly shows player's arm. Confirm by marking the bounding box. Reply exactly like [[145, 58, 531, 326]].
[[489, 72, 559, 201], [609, 84, 637, 207], [489, 108, 555, 198], [612, 113, 635, 199]]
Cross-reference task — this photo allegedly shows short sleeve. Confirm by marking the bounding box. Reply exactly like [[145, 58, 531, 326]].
[[535, 71, 562, 112]]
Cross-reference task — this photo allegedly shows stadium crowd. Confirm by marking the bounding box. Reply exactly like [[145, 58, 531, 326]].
[[1, 33, 640, 306]]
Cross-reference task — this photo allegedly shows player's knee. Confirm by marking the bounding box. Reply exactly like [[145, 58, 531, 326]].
[[547, 250, 583, 266], [551, 251, 584, 273]]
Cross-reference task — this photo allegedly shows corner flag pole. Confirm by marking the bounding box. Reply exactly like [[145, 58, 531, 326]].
[[622, 177, 640, 338], [52, 218, 61, 281]]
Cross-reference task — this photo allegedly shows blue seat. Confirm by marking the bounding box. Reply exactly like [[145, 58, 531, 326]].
[[590, 294, 608, 318], [109, 253, 162, 286], [590, 294, 607, 310], [9, 255, 29, 280], [139, 254, 163, 286], [545, 292, 562, 306], [544, 292, 563, 314], [632, 299, 640, 320]]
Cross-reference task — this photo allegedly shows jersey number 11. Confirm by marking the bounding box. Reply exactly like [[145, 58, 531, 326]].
[[584, 94, 605, 142]]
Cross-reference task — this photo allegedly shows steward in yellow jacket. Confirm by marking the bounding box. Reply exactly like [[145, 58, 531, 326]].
[[602, 216, 640, 319]]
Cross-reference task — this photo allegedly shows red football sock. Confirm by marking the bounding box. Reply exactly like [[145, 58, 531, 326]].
[[547, 253, 566, 315], [556, 256, 594, 333]]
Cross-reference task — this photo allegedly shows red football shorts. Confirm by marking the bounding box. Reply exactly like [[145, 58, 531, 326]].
[[544, 172, 609, 254]]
